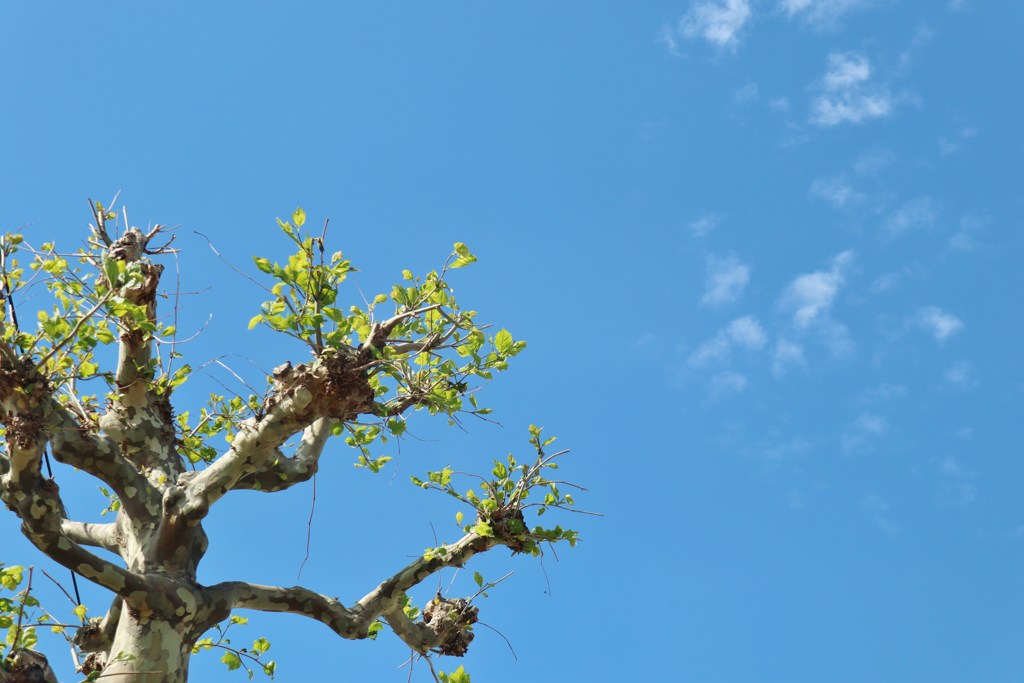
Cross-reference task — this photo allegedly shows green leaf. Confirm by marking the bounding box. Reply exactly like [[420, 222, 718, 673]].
[[472, 520, 494, 537], [293, 207, 306, 227], [221, 651, 242, 671], [451, 242, 477, 269], [252, 637, 271, 654], [494, 329, 513, 355], [248, 314, 264, 330], [74, 604, 88, 620], [473, 571, 484, 587]]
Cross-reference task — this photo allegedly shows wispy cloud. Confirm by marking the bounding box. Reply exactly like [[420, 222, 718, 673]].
[[855, 412, 888, 435], [689, 316, 767, 367], [709, 370, 748, 399], [945, 360, 976, 387], [727, 316, 767, 349], [778, 0, 872, 29], [939, 126, 978, 156], [810, 52, 893, 126], [779, 251, 854, 329], [860, 383, 908, 403], [771, 339, 806, 376], [862, 493, 899, 535], [948, 210, 989, 251], [689, 335, 732, 367], [842, 412, 887, 453], [656, 25, 683, 57], [688, 213, 722, 238], [734, 82, 760, 103], [938, 455, 977, 506], [810, 175, 863, 208], [883, 196, 937, 237], [853, 147, 896, 175], [701, 255, 750, 307], [915, 306, 963, 343], [762, 437, 811, 462], [679, 0, 753, 50]]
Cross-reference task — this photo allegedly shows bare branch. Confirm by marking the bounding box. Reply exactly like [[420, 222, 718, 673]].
[[210, 531, 496, 653], [230, 417, 331, 493], [1, 447, 149, 597], [60, 520, 119, 554]]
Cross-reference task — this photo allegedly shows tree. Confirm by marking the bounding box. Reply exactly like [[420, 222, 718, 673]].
[[0, 203, 584, 682]]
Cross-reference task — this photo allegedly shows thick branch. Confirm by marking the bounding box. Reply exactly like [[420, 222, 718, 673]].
[[230, 418, 331, 493], [46, 399, 159, 520], [181, 352, 374, 519], [210, 532, 495, 653], [179, 406, 304, 519], [60, 519, 119, 553], [2, 443, 148, 597]]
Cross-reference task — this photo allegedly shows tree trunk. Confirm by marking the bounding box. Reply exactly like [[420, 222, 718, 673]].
[[101, 612, 194, 683]]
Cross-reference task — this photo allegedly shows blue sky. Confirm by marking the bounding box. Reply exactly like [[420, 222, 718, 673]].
[[1, 1, 1022, 681]]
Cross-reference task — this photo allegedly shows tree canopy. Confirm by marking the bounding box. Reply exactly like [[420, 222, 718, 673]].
[[0, 204, 586, 683]]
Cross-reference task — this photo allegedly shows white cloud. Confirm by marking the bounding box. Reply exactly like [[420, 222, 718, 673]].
[[727, 316, 767, 349], [860, 383, 908, 403], [883, 196, 937, 236], [861, 493, 899, 535], [947, 0, 969, 12], [680, 0, 753, 50], [939, 126, 978, 156], [945, 360, 976, 387], [810, 175, 863, 208], [771, 339, 806, 376], [779, 251, 854, 329], [854, 147, 896, 175], [656, 25, 683, 57], [688, 213, 721, 238], [938, 455, 977, 505], [870, 272, 901, 293], [768, 97, 791, 113], [941, 455, 963, 476], [843, 412, 887, 453], [688, 335, 732, 367], [810, 52, 893, 126], [710, 370, 747, 398], [688, 316, 766, 367], [779, 0, 872, 28], [734, 82, 760, 103], [940, 481, 978, 506], [823, 52, 871, 90], [817, 318, 854, 357], [948, 210, 988, 251], [916, 306, 964, 343], [763, 438, 811, 462], [701, 255, 750, 307], [855, 412, 888, 435]]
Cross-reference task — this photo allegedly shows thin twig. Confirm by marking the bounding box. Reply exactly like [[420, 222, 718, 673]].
[[477, 620, 518, 660], [297, 473, 317, 579], [41, 569, 79, 607], [194, 230, 274, 294]]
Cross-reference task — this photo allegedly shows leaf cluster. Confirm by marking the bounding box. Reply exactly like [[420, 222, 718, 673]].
[[193, 615, 276, 680], [413, 426, 581, 558]]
